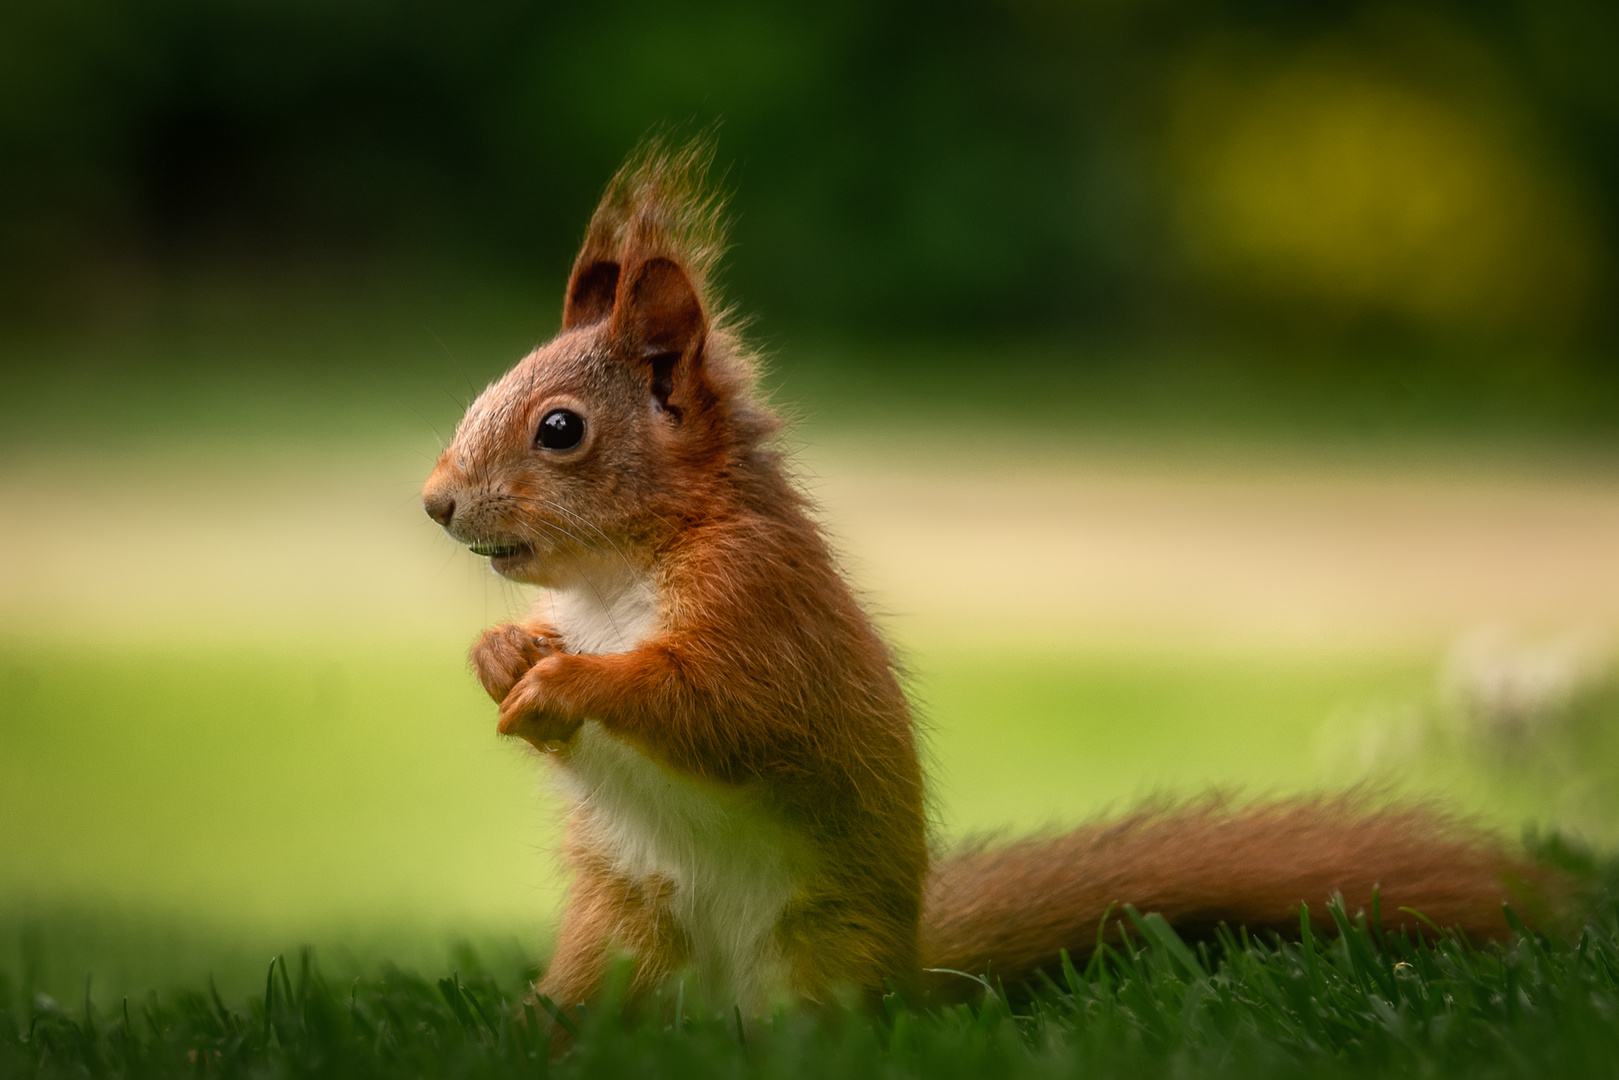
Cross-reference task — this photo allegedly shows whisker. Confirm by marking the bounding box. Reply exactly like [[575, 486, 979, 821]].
[[492, 498, 594, 554], [454, 488, 643, 650], [496, 492, 641, 583], [507, 516, 631, 648], [532, 496, 640, 579], [403, 402, 449, 451]]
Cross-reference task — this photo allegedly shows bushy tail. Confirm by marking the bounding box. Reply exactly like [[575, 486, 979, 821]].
[[920, 796, 1569, 993]]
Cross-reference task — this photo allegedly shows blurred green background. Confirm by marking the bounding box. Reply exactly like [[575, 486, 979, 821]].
[[3, 0, 1618, 1007]]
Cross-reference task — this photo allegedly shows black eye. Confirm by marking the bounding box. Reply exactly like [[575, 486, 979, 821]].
[[536, 408, 585, 450]]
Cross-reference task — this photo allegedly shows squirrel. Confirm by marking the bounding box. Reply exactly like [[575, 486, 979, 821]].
[[420, 140, 1563, 1016]]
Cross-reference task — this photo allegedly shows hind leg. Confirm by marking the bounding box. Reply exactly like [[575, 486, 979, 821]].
[[777, 891, 921, 1006], [536, 856, 688, 1010]]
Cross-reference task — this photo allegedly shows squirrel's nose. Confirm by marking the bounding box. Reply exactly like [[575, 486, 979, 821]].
[[424, 492, 456, 527]]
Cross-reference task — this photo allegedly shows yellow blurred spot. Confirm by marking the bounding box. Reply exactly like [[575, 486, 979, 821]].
[[1166, 34, 1597, 336]]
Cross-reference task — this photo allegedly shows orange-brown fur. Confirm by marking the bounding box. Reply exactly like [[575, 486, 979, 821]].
[[924, 796, 1561, 993], [422, 140, 1562, 1014]]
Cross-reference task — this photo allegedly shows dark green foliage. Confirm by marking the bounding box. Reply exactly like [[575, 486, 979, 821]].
[[3, 0, 1617, 341], [5, 890, 1617, 1079]]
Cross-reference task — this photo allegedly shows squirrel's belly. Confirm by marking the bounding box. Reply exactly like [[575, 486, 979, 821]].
[[558, 721, 802, 1008]]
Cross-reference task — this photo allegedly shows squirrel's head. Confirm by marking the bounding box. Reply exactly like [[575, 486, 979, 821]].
[[421, 140, 776, 585]]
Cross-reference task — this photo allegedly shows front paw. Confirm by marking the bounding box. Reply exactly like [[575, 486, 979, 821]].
[[471, 622, 562, 703], [497, 656, 585, 750]]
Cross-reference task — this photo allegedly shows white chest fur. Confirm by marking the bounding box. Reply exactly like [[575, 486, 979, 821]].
[[536, 556, 661, 656], [560, 724, 799, 1008], [531, 562, 801, 1009]]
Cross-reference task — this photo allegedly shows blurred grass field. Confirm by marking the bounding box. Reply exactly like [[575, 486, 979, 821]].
[[0, 638, 1423, 1001], [4, 292, 1619, 1010]]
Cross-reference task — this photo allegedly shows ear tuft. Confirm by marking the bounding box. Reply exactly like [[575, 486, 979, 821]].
[[563, 260, 621, 329]]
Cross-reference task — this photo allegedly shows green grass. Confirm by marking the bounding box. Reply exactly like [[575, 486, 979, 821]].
[[6, 889, 1618, 1079]]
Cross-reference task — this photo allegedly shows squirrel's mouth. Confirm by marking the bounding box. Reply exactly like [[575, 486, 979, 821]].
[[469, 541, 529, 559], [472, 541, 537, 578], [468, 541, 537, 575]]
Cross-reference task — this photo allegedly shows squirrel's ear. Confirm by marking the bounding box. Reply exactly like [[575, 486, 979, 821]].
[[614, 257, 708, 419], [562, 259, 621, 330]]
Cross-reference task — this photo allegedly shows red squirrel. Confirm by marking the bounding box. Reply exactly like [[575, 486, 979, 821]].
[[421, 141, 1560, 1014]]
